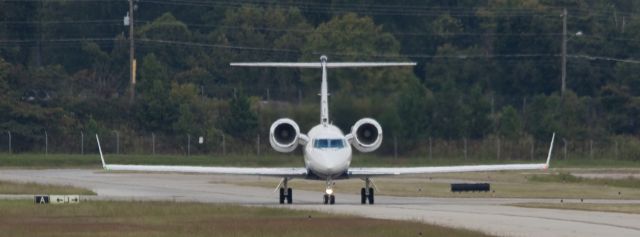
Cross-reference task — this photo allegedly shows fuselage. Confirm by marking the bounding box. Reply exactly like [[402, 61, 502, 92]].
[[303, 124, 352, 179], [239, 56, 398, 181]]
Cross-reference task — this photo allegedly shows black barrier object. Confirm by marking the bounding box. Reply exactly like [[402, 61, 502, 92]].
[[34, 195, 50, 204], [450, 183, 491, 192]]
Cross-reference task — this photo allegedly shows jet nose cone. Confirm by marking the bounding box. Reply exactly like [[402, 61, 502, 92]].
[[322, 159, 347, 173], [325, 163, 340, 172]]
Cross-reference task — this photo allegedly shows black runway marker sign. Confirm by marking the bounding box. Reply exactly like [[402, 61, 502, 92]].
[[34, 195, 80, 204], [34, 195, 50, 204]]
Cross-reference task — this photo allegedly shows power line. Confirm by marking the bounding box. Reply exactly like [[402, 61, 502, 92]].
[[0, 19, 121, 24], [3, 36, 638, 64], [4, 0, 639, 18], [137, 38, 550, 59], [570, 54, 640, 64], [134, 20, 569, 37], [138, 0, 559, 18], [1, 2, 635, 41], [139, 38, 640, 64], [2, 0, 114, 2], [137, 0, 640, 18], [137, 38, 301, 53], [5, 20, 639, 44], [0, 38, 115, 43]]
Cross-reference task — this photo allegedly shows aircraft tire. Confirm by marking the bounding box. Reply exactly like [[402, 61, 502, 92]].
[[287, 188, 293, 204], [279, 188, 285, 204]]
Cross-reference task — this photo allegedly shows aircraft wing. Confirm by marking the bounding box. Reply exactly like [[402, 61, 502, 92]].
[[103, 164, 308, 177], [348, 163, 547, 177], [96, 135, 307, 177], [349, 133, 555, 177]]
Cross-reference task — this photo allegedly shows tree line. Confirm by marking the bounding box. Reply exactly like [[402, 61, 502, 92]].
[[0, 0, 639, 159]]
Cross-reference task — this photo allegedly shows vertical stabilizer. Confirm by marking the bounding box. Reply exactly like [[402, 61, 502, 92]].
[[320, 55, 329, 126], [230, 56, 416, 125]]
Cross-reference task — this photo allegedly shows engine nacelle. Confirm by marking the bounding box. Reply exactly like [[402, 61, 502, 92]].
[[350, 118, 383, 153], [269, 118, 301, 153]]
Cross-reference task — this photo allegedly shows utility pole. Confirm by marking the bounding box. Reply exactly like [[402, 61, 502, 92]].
[[561, 8, 567, 97], [80, 131, 84, 155], [113, 130, 120, 155], [37, 0, 43, 67], [7, 131, 10, 154], [128, 0, 136, 104]]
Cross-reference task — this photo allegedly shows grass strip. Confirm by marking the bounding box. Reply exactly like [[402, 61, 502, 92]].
[[0, 180, 96, 195], [528, 172, 640, 189], [0, 200, 494, 237], [512, 202, 640, 215]]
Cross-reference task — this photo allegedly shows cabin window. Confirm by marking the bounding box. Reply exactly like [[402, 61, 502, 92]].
[[314, 139, 329, 148], [314, 139, 344, 149], [329, 139, 344, 148]]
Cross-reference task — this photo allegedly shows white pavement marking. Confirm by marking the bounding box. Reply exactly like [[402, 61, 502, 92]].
[[1, 169, 639, 237]]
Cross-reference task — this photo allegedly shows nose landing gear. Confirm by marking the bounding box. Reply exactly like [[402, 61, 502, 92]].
[[323, 179, 335, 205], [323, 194, 335, 205]]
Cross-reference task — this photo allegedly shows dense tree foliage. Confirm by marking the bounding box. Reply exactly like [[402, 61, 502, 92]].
[[1, 1, 639, 158]]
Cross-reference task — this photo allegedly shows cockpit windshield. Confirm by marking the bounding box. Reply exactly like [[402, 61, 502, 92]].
[[313, 139, 345, 149]]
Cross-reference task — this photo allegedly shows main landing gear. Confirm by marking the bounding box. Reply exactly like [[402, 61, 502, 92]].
[[323, 179, 335, 205], [361, 177, 374, 205], [279, 178, 292, 204]]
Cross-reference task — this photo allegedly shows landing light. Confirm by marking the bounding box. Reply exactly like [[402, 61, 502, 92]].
[[325, 188, 333, 195]]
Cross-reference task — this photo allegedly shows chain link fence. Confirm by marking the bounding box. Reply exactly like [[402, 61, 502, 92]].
[[1, 129, 639, 161]]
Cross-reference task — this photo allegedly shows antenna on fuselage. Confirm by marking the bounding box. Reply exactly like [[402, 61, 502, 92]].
[[230, 56, 417, 125]]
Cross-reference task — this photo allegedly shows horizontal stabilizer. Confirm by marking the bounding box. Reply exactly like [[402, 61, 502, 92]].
[[230, 62, 321, 68], [230, 62, 416, 68], [326, 62, 416, 68]]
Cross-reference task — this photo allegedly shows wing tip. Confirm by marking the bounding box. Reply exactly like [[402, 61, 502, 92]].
[[545, 132, 556, 169], [95, 134, 107, 169]]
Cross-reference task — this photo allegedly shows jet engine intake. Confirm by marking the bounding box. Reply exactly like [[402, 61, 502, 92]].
[[270, 118, 301, 153], [350, 118, 382, 152]]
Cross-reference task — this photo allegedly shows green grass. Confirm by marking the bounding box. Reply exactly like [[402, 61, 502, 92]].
[[512, 202, 640, 215], [1, 153, 639, 168], [529, 172, 640, 189], [0, 200, 495, 237], [0, 154, 303, 168], [0, 180, 96, 195]]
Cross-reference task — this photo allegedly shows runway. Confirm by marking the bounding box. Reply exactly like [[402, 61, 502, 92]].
[[1, 169, 639, 237]]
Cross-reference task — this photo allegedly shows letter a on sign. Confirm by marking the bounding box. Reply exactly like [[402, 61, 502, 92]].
[[34, 195, 49, 204]]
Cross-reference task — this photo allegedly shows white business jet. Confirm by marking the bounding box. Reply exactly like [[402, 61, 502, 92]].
[[96, 55, 555, 205]]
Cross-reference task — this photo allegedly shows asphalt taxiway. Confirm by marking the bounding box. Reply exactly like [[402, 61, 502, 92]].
[[1, 169, 639, 237]]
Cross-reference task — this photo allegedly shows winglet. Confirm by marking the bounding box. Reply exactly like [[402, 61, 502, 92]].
[[96, 134, 106, 169], [544, 133, 555, 169]]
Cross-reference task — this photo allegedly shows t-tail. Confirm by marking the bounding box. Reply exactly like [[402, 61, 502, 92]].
[[230, 55, 416, 125]]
